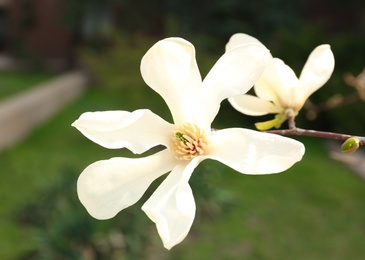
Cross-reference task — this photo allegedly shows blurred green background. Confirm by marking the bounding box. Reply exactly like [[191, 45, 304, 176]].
[[1, 0, 365, 259]]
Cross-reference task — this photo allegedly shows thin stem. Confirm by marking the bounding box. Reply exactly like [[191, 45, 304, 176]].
[[267, 127, 365, 145], [305, 93, 359, 115], [287, 116, 296, 129]]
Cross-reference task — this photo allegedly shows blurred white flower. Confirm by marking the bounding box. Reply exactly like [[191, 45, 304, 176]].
[[226, 33, 335, 130], [72, 37, 305, 249]]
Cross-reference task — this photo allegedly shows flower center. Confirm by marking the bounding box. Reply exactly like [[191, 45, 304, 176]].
[[172, 123, 209, 160]]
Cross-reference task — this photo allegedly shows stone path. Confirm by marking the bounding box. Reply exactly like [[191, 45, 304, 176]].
[[0, 70, 88, 151]]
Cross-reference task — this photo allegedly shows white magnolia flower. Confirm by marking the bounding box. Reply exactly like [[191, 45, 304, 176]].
[[72, 37, 305, 249], [226, 33, 335, 130]]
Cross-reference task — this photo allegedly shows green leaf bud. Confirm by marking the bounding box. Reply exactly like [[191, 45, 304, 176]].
[[341, 137, 360, 154]]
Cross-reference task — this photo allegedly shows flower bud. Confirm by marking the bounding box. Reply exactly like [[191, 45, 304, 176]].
[[341, 137, 360, 154]]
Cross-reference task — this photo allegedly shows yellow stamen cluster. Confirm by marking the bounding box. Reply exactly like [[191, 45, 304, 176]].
[[172, 123, 209, 160]]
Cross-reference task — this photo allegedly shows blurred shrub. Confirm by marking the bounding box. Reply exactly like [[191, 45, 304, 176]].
[[167, 0, 304, 42], [79, 34, 153, 91], [14, 165, 235, 259], [15, 166, 151, 259]]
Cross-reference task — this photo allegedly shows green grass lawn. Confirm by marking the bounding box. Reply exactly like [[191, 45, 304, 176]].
[[0, 71, 55, 100], [1, 39, 365, 259]]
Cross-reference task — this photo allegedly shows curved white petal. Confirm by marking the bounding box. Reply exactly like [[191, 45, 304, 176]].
[[254, 58, 299, 108], [228, 95, 280, 116], [142, 158, 201, 249], [72, 109, 175, 153], [199, 43, 271, 126], [225, 33, 265, 52], [297, 44, 335, 102], [141, 37, 202, 126], [206, 128, 304, 174], [77, 149, 176, 220]]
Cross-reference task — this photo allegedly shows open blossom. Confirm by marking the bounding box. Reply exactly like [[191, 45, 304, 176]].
[[72, 37, 305, 249], [226, 33, 335, 130]]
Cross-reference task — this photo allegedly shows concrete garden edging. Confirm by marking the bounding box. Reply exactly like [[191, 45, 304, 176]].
[[0, 70, 88, 151]]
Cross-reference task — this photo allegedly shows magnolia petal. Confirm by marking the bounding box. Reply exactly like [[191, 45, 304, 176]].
[[206, 128, 304, 174], [298, 44, 335, 102], [225, 33, 265, 52], [142, 158, 201, 250], [141, 37, 202, 126], [77, 149, 176, 220], [254, 58, 299, 108], [228, 95, 280, 116], [199, 43, 271, 126], [72, 109, 175, 153]]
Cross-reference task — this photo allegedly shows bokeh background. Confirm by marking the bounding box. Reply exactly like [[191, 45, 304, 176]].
[[1, 0, 365, 259]]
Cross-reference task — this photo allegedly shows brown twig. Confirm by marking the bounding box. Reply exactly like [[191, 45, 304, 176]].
[[267, 127, 365, 145], [304, 68, 365, 120], [266, 116, 365, 146]]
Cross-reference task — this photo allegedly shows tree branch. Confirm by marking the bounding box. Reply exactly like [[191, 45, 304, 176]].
[[266, 127, 365, 145]]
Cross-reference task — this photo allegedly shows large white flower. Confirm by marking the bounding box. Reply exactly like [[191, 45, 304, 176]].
[[72, 37, 305, 249], [226, 33, 335, 130]]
